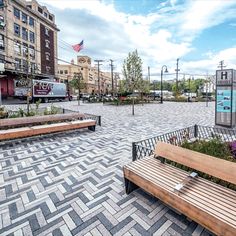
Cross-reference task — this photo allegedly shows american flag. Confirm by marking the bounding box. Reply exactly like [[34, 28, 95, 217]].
[[72, 40, 84, 52]]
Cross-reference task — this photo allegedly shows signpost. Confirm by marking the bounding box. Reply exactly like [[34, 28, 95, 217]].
[[215, 69, 236, 127]]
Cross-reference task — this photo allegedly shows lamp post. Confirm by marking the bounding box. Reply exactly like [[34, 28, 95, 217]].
[[161, 65, 168, 104]]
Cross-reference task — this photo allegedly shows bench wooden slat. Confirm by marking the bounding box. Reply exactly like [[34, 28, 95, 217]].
[[124, 167, 236, 236], [127, 159, 236, 224], [130, 157, 236, 201], [128, 159, 236, 214], [0, 119, 96, 141], [138, 157, 236, 201], [0, 112, 86, 128], [155, 141, 236, 185]]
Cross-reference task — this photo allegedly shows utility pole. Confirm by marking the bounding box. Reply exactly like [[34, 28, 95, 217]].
[[188, 77, 191, 102], [175, 58, 180, 96], [109, 59, 114, 97], [94, 60, 103, 97], [218, 60, 226, 70], [148, 66, 150, 83]]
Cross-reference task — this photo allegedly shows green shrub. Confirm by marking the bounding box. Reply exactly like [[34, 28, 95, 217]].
[[44, 105, 59, 115]]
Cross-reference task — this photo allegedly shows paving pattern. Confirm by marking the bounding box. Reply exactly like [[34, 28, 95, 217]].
[[0, 101, 216, 236]]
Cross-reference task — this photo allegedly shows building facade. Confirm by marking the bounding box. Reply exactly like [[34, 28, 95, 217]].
[[58, 56, 119, 95], [0, 0, 59, 98]]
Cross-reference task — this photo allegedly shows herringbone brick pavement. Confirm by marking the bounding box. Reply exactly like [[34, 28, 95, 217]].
[[0, 102, 216, 235]]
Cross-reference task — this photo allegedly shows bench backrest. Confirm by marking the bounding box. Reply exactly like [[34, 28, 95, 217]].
[[155, 141, 236, 185]]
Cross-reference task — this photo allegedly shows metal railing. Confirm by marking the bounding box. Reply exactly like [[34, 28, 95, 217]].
[[132, 124, 236, 161]]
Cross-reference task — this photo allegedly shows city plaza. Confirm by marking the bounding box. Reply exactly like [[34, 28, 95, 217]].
[[0, 101, 215, 236]]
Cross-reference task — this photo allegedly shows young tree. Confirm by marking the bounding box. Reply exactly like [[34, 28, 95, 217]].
[[122, 49, 143, 93], [122, 49, 143, 115]]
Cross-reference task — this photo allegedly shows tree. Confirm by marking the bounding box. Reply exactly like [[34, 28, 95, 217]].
[[122, 49, 143, 93], [69, 76, 86, 92]]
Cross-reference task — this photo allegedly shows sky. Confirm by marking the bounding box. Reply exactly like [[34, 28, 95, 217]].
[[37, 0, 236, 81]]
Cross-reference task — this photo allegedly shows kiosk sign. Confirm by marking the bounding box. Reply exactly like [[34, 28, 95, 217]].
[[215, 69, 236, 127]]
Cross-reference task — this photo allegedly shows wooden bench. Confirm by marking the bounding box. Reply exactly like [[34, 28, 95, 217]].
[[123, 141, 236, 236], [0, 112, 87, 129], [0, 119, 96, 141]]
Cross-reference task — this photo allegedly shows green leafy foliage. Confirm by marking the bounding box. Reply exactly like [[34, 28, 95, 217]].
[[43, 105, 59, 115]]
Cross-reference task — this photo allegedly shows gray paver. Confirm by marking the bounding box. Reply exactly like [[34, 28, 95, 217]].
[[0, 101, 216, 235]]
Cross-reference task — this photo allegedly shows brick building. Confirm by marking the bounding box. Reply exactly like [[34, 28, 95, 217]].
[[0, 0, 59, 98]]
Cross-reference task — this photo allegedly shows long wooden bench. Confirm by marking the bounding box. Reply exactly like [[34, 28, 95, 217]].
[[0, 112, 86, 129], [0, 119, 96, 141], [123, 141, 236, 236]]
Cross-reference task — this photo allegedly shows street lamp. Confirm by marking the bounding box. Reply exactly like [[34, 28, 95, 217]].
[[161, 65, 168, 104]]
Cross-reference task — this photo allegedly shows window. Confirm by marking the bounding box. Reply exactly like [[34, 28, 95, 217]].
[[0, 34, 4, 50], [46, 66, 51, 73], [45, 27, 49, 36], [14, 7, 20, 19], [0, 15, 4, 28], [27, 5, 32, 9], [30, 63, 36, 73], [22, 27, 28, 41], [38, 7, 43, 13], [49, 15, 53, 21], [22, 43, 28, 57], [45, 52, 50, 61], [22, 12, 27, 24], [15, 58, 21, 70], [64, 70, 68, 74], [29, 45, 35, 59], [60, 70, 63, 74], [22, 59, 28, 72], [14, 23, 20, 36], [0, 0, 4, 8], [29, 17, 34, 27], [14, 41, 21, 55], [29, 31, 35, 43], [44, 12, 47, 18], [45, 39, 50, 48]]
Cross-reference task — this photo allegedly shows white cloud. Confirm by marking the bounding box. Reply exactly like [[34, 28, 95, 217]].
[[180, 0, 236, 38], [37, 0, 236, 76]]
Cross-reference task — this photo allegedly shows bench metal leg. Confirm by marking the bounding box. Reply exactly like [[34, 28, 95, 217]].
[[88, 125, 96, 132], [125, 178, 139, 194]]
